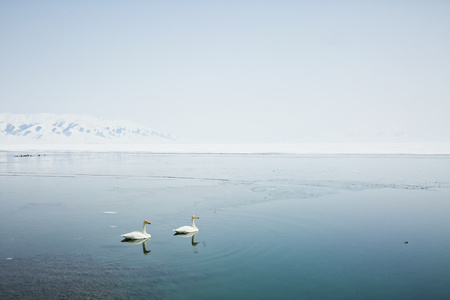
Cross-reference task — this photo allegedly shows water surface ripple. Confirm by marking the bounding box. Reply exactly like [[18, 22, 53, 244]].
[[0, 152, 449, 299]]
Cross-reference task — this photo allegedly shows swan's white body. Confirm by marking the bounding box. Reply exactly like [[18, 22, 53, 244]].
[[173, 215, 199, 234], [121, 220, 151, 240]]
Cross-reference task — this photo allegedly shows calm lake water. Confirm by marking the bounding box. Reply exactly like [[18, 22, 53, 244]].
[[0, 151, 449, 299]]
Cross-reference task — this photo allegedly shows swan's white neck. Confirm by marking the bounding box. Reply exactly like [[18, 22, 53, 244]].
[[191, 217, 198, 230], [142, 222, 148, 234]]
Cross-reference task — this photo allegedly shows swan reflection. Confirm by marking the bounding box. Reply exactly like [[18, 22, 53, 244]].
[[174, 231, 199, 246], [121, 237, 151, 255]]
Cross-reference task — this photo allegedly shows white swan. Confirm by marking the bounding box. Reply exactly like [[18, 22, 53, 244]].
[[121, 220, 151, 240], [173, 215, 199, 234]]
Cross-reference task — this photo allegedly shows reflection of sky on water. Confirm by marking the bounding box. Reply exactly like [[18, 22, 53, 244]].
[[0, 152, 449, 299]]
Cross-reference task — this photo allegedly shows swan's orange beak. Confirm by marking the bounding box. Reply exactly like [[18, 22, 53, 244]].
[[194, 215, 199, 219], [145, 220, 151, 224]]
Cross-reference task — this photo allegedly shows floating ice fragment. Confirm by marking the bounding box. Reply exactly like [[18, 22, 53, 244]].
[[110, 225, 117, 228], [103, 211, 117, 214], [6, 257, 13, 260]]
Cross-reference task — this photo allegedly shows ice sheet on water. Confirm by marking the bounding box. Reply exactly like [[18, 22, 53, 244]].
[[1, 142, 450, 154]]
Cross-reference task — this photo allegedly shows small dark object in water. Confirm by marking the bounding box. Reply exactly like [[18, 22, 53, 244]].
[[14, 153, 45, 158], [404, 241, 408, 244]]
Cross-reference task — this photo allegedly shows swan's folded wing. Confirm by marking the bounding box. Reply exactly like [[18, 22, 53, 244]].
[[173, 226, 197, 233], [122, 231, 147, 239]]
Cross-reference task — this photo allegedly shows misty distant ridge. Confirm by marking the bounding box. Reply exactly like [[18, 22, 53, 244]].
[[0, 113, 177, 144], [1, 113, 450, 154]]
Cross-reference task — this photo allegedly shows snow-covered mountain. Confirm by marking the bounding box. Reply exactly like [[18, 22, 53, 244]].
[[0, 113, 177, 144]]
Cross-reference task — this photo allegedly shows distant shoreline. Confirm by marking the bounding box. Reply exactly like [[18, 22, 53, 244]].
[[1, 143, 450, 155]]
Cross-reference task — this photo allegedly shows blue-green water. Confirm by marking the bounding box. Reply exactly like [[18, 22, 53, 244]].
[[0, 152, 449, 299]]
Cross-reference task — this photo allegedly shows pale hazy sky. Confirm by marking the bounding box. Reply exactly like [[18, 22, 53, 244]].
[[1, 1, 449, 143]]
